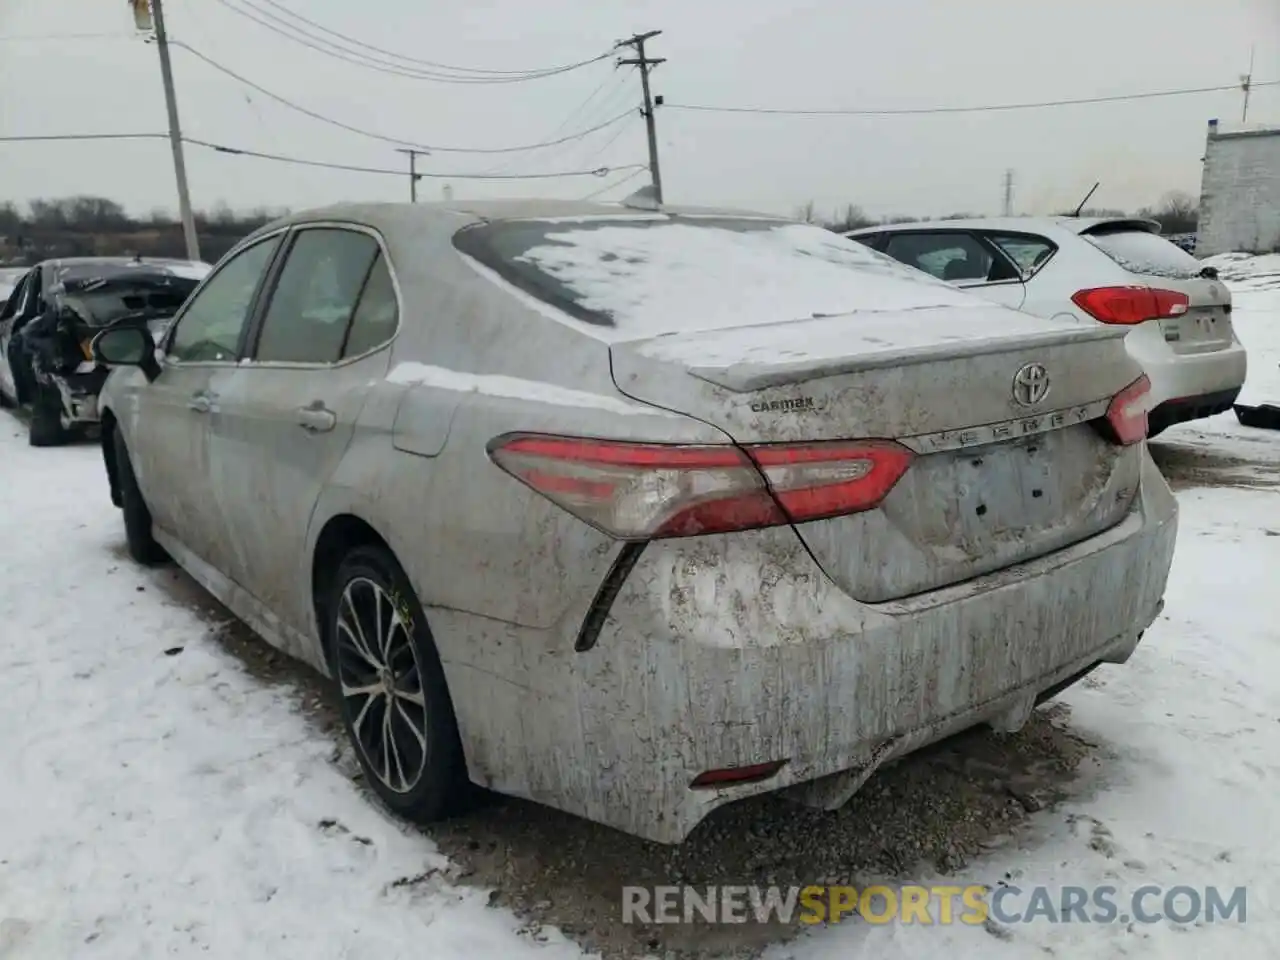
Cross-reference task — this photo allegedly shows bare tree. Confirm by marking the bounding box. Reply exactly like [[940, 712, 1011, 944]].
[[793, 200, 818, 224], [1, 196, 291, 262], [827, 203, 876, 233], [1140, 191, 1198, 235]]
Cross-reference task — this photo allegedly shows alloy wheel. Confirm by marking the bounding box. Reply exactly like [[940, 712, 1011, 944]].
[[334, 576, 429, 794]]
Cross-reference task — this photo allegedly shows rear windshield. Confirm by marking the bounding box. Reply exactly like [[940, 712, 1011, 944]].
[[1083, 227, 1203, 280], [452, 216, 971, 339], [62, 281, 199, 326]]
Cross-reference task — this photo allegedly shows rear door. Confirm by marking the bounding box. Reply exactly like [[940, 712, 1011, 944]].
[[1080, 223, 1237, 355], [208, 225, 399, 635], [881, 230, 1028, 310]]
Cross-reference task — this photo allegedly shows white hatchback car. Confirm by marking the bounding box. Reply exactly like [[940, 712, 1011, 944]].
[[847, 217, 1247, 435]]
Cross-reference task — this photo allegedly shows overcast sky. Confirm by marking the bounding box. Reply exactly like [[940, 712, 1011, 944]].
[[2, 0, 1277, 221]]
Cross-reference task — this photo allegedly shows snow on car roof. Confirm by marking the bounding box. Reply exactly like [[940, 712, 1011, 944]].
[[496, 219, 977, 341]]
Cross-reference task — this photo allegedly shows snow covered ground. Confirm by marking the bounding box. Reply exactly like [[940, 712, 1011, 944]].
[[0, 254, 1277, 960], [0, 445, 585, 959]]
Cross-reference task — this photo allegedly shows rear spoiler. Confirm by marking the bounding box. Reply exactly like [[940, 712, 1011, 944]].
[[685, 324, 1130, 393], [1075, 218, 1162, 237]]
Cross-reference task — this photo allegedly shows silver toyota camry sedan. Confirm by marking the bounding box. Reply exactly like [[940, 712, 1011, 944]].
[[91, 199, 1178, 843]]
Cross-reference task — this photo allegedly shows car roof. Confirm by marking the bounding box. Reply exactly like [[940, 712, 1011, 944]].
[[250, 199, 792, 239], [40, 256, 203, 268], [845, 216, 1162, 237]]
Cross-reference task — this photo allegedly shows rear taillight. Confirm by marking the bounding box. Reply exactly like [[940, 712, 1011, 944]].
[[487, 433, 915, 540], [1099, 375, 1151, 445], [1071, 286, 1190, 325]]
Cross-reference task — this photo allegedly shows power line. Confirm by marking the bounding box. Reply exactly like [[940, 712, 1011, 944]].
[[0, 133, 171, 143], [575, 69, 642, 131], [476, 72, 639, 177], [248, 0, 603, 77], [0, 32, 137, 42], [185, 138, 641, 179], [171, 40, 636, 154], [579, 167, 647, 201], [579, 114, 640, 165], [0, 132, 644, 180], [665, 79, 1280, 117], [208, 0, 610, 83], [546, 68, 631, 140]]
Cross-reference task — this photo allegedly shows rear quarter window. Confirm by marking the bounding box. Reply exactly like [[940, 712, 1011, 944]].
[[1083, 228, 1202, 280]]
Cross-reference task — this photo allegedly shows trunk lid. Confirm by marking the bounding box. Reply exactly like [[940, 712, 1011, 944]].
[[461, 212, 1147, 602], [611, 305, 1143, 602], [1079, 221, 1237, 355]]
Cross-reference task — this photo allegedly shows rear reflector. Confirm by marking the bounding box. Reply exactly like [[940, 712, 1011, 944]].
[[1071, 286, 1190, 325], [487, 434, 914, 540], [1101, 375, 1152, 445], [690, 760, 788, 789]]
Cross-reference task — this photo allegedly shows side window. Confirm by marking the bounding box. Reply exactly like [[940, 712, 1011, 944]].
[[342, 253, 399, 359], [883, 232, 1014, 285], [848, 232, 886, 252], [169, 235, 282, 363], [1, 274, 30, 323], [17, 270, 43, 321], [253, 228, 379, 364], [987, 233, 1056, 277]]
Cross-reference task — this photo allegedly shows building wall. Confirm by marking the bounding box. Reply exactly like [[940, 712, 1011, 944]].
[[1196, 121, 1280, 257]]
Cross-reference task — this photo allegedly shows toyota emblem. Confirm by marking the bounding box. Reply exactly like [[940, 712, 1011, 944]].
[[1012, 362, 1050, 407]]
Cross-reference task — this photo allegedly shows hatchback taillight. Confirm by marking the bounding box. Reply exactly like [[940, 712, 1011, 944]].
[[487, 433, 915, 540], [1099, 375, 1152, 445], [1071, 286, 1190, 325]]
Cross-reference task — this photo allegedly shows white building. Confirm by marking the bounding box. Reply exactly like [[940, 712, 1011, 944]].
[[1195, 119, 1280, 257]]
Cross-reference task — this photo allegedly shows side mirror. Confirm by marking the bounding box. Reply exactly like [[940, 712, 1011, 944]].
[[91, 326, 161, 382]]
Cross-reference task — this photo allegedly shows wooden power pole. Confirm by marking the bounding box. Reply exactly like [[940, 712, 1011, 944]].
[[617, 31, 666, 205], [146, 0, 200, 260], [396, 148, 427, 202]]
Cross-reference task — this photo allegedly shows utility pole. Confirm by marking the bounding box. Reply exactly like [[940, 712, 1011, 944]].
[[1241, 46, 1255, 122], [617, 30, 665, 205], [146, 0, 200, 261], [395, 148, 427, 202], [1002, 168, 1014, 217]]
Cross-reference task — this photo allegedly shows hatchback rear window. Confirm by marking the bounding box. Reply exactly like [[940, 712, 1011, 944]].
[[1083, 227, 1203, 280], [452, 216, 970, 339]]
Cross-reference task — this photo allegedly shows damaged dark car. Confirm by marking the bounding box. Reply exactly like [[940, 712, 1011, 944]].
[[0, 256, 210, 445]]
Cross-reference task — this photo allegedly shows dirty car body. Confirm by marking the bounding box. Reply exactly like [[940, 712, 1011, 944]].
[[97, 201, 1178, 843]]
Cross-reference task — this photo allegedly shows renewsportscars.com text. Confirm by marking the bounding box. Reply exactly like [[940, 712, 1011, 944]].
[[621, 884, 1248, 926]]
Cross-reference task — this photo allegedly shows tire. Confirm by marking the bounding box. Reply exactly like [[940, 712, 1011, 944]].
[[325, 544, 469, 822], [112, 428, 168, 565], [28, 387, 67, 447]]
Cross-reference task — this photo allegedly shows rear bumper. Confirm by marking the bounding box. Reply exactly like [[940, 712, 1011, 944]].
[[1150, 387, 1241, 434], [1130, 334, 1247, 409], [438, 452, 1178, 843]]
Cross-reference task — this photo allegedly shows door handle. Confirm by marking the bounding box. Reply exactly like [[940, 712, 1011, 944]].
[[187, 392, 213, 413], [296, 401, 336, 433]]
